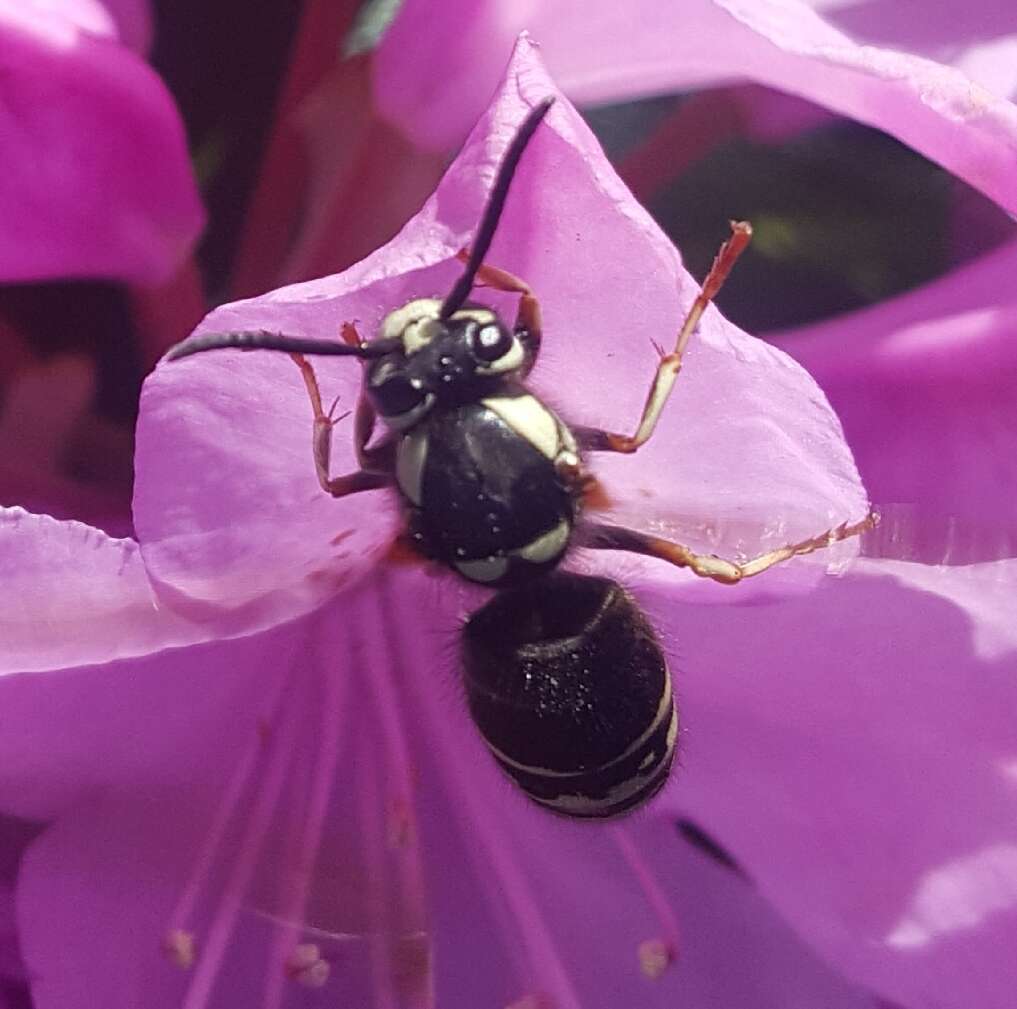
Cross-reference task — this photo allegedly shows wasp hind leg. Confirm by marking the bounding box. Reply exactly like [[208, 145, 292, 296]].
[[576, 512, 877, 585], [456, 249, 542, 375], [290, 342, 394, 498], [574, 221, 751, 455]]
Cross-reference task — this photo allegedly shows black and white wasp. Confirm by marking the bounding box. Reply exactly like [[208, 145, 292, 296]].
[[168, 98, 872, 819]]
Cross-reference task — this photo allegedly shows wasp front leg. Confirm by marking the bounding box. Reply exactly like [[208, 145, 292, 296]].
[[576, 511, 877, 585], [290, 341, 394, 498], [575, 221, 751, 455], [456, 249, 542, 375]]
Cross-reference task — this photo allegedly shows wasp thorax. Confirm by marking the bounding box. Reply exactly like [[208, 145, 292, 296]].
[[461, 573, 677, 818]]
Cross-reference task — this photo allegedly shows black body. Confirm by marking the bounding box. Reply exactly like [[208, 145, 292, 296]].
[[462, 573, 676, 818], [401, 395, 579, 585]]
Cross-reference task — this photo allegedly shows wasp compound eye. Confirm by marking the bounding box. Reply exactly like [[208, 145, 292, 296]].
[[461, 573, 677, 819], [367, 357, 433, 428], [466, 318, 524, 376], [470, 322, 513, 363]]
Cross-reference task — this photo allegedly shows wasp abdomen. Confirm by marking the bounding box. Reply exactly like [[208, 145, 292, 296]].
[[461, 573, 677, 819]]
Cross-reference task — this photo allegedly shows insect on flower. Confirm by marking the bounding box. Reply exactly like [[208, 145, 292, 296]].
[[167, 98, 873, 819]]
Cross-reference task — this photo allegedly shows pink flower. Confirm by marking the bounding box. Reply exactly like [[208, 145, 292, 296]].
[[368, 0, 1017, 558], [0, 0, 203, 284], [0, 0, 204, 536], [0, 517, 887, 1009], [372, 0, 1017, 218], [772, 235, 1017, 563], [3, 31, 1016, 1009]]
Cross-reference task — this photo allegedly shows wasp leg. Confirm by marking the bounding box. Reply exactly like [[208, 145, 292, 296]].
[[576, 511, 877, 585], [456, 249, 542, 375], [290, 350, 393, 498], [574, 221, 751, 454], [333, 322, 391, 472]]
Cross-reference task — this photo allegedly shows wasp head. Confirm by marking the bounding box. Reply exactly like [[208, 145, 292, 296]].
[[365, 297, 524, 429]]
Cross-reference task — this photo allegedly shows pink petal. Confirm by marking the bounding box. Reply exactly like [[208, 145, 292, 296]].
[[99, 0, 152, 53], [648, 556, 1017, 1009], [818, 0, 1017, 102], [6, 539, 1008, 1007], [773, 236, 1017, 563], [398, 573, 882, 1008], [0, 5, 203, 283], [0, 600, 313, 824], [5, 578, 452, 1007], [373, 3, 1017, 216], [13, 0, 150, 50], [0, 508, 207, 676], [1, 0, 115, 41], [11, 565, 877, 1009], [136, 36, 866, 625]]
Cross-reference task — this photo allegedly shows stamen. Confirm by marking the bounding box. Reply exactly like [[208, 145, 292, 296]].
[[262, 630, 349, 1009], [637, 938, 675, 981], [181, 674, 304, 1009], [163, 928, 195, 969], [505, 994, 555, 1009], [387, 796, 414, 850], [363, 584, 435, 1007], [359, 755, 401, 1009], [163, 668, 291, 965], [611, 826, 681, 979]]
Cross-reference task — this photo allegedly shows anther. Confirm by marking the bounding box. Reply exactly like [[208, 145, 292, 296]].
[[505, 993, 555, 1009], [285, 944, 330, 988], [387, 796, 414, 849], [612, 827, 681, 979], [163, 928, 196, 969], [638, 938, 676, 980]]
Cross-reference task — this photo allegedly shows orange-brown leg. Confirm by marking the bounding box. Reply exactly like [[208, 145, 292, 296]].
[[575, 221, 752, 454], [577, 510, 878, 584], [290, 336, 394, 498]]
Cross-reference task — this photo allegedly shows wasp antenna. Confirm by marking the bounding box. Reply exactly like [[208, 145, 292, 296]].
[[440, 96, 555, 319], [165, 331, 399, 362]]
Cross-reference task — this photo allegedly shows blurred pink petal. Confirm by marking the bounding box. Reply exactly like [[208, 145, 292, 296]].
[[773, 236, 1017, 562], [650, 555, 1017, 1009], [814, 0, 1017, 102], [608, 85, 832, 209], [98, 0, 152, 53], [3, 0, 115, 41], [373, 3, 1017, 217], [0, 2, 203, 283], [12, 0, 152, 52], [228, 3, 416, 298], [0, 357, 135, 537], [136, 35, 865, 628], [279, 58, 447, 285]]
